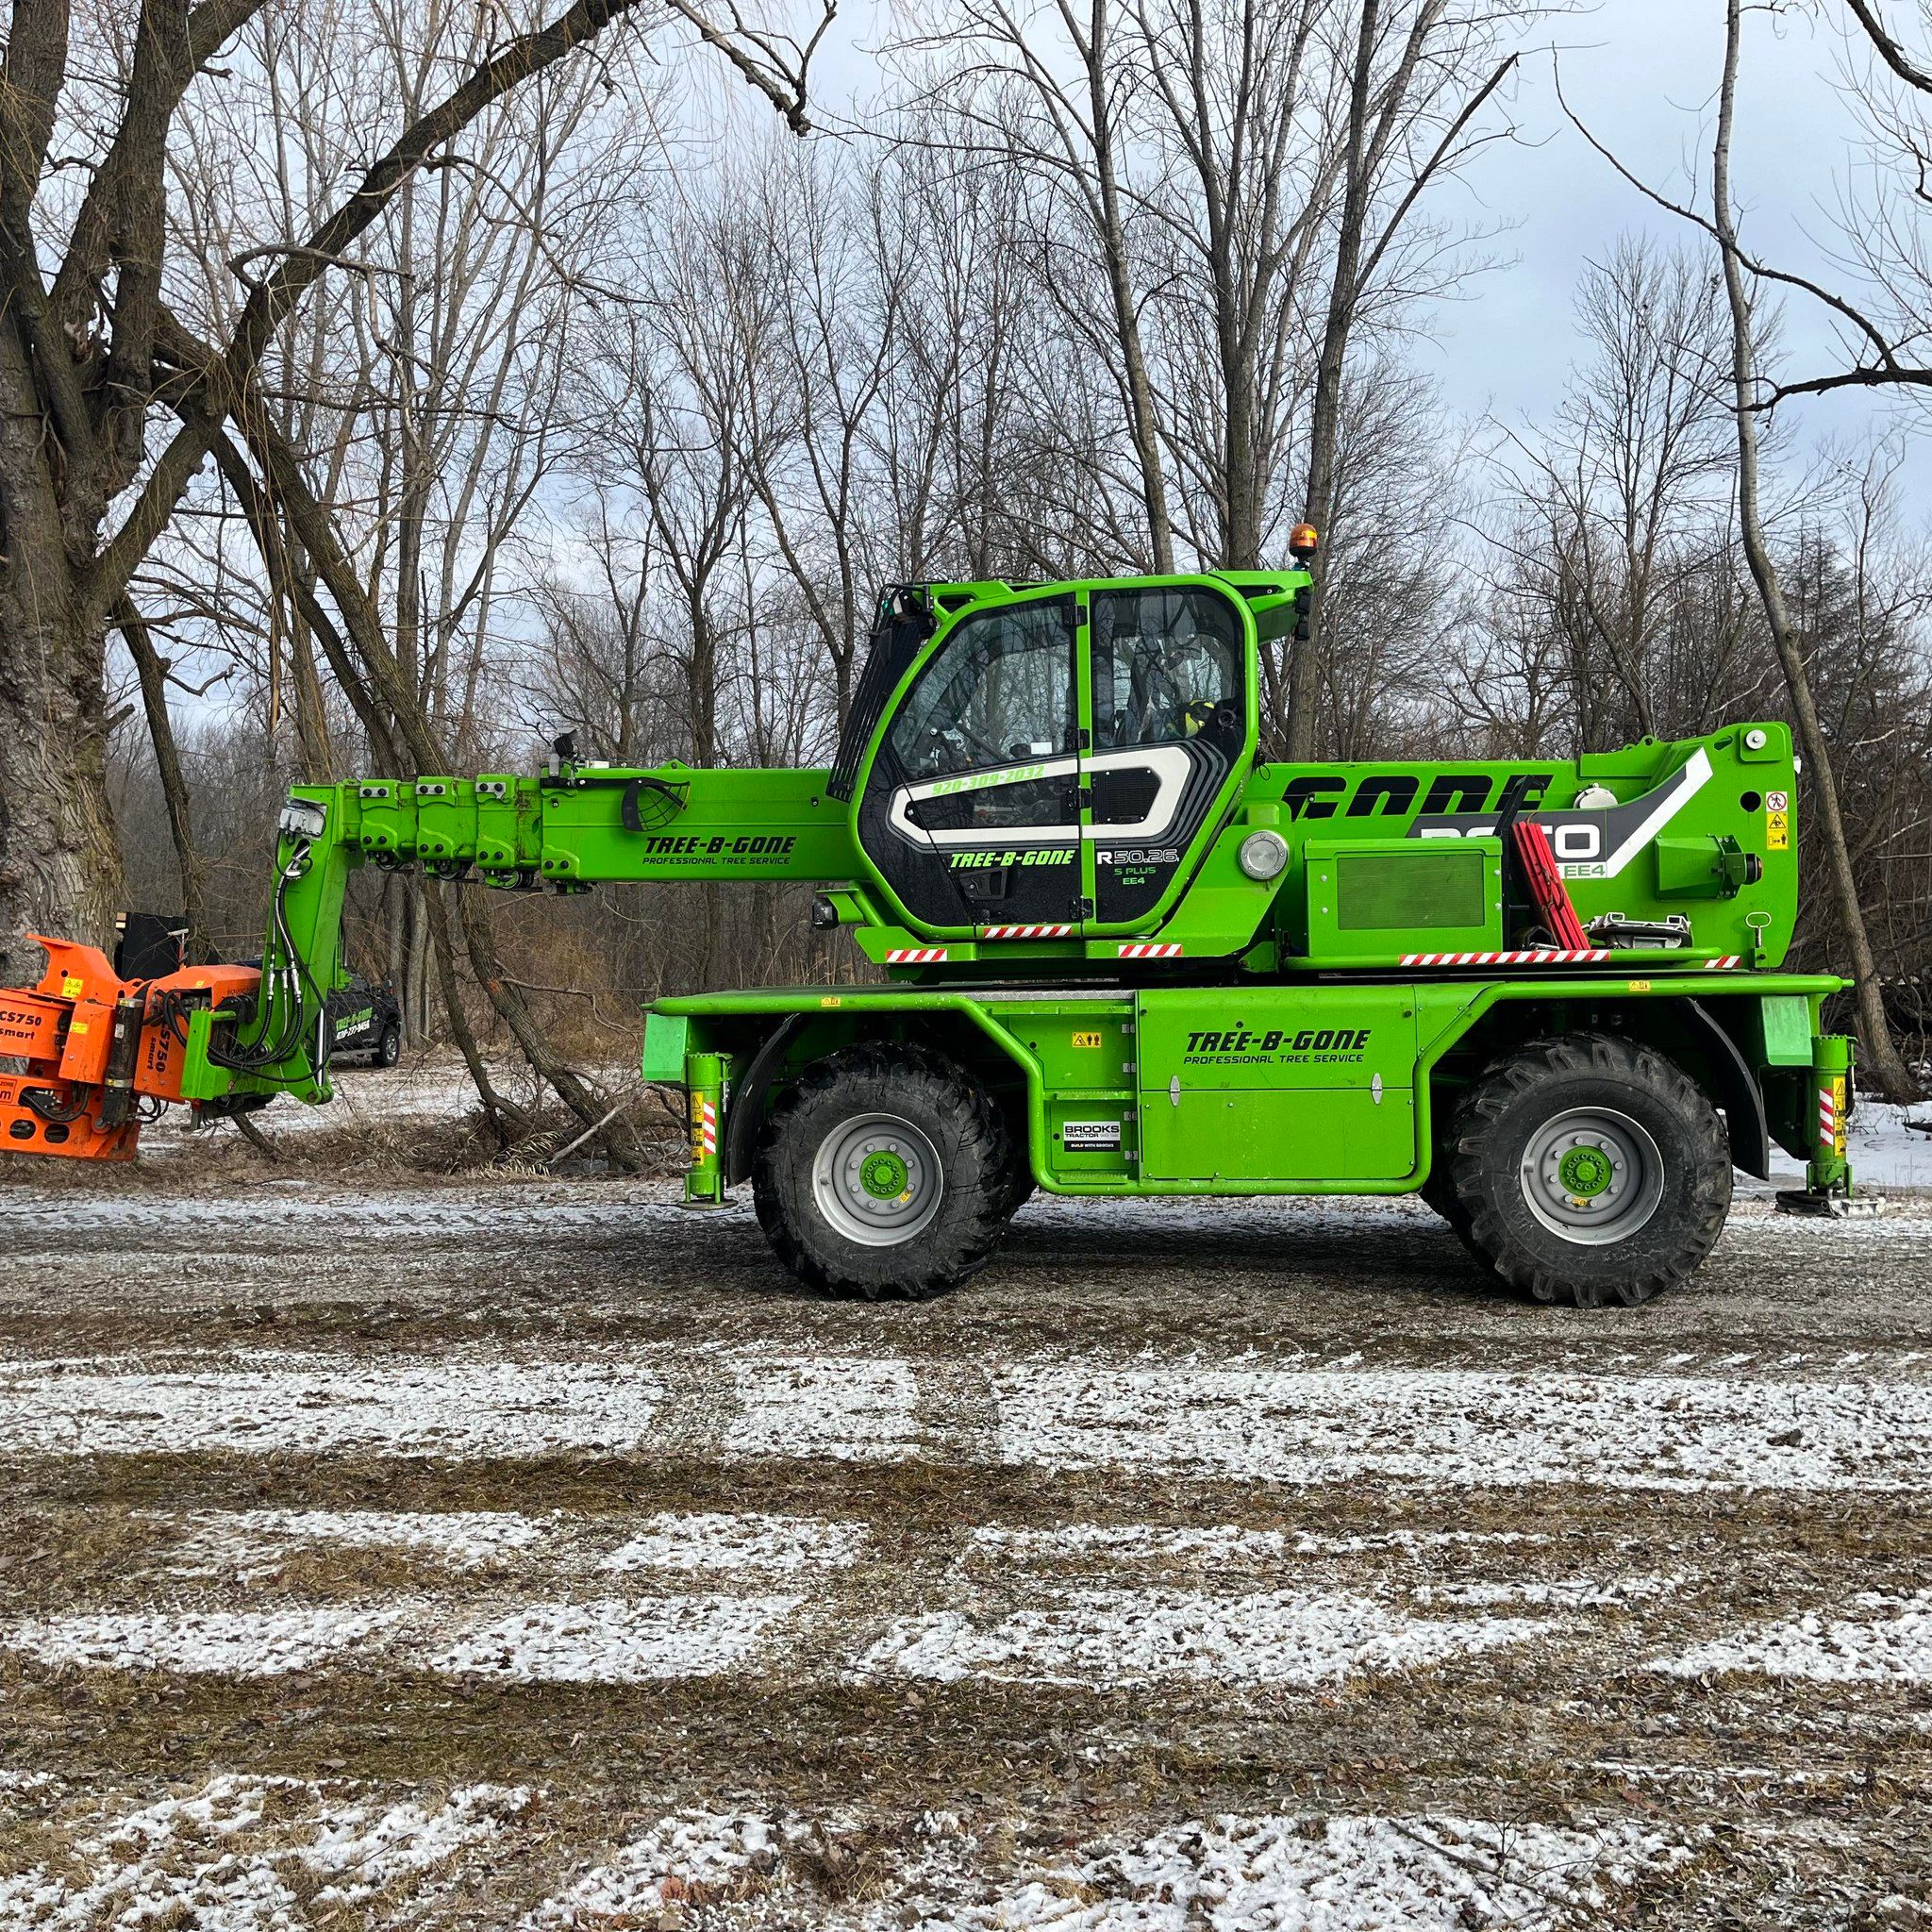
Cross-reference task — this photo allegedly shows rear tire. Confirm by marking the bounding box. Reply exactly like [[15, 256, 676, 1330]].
[[752, 1043, 1012, 1300], [1447, 1032, 1730, 1308]]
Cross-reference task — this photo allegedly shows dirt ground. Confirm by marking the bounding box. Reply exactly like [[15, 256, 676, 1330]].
[[2, 1103, 1930, 1927]]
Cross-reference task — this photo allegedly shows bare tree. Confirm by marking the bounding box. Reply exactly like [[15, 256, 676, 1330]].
[[1707, 0, 1915, 1096], [0, 0, 823, 982], [1492, 237, 1737, 748], [1285, 3, 1519, 756], [1541, 19, 1919, 1095]]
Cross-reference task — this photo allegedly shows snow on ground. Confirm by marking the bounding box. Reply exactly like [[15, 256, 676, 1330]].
[[1, 1507, 1686, 1688], [5, 1166, 1928, 1921], [156, 1507, 557, 1576], [1650, 1591, 1932, 1683], [424, 1594, 803, 1683], [1414, 1574, 1684, 1608], [599, 1510, 870, 1573], [993, 1361, 1932, 1491], [0, 1355, 663, 1457], [1768, 1099, 1932, 1191], [917, 1811, 1692, 1932], [186, 1058, 635, 1141], [514, 1807, 1689, 1932], [10, 1350, 1932, 1492], [969, 1523, 1549, 1564], [0, 1776, 529, 1931], [0, 1783, 1688, 1932], [724, 1350, 923, 1460], [0, 1593, 807, 1685], [519, 1810, 801, 1929], [854, 1589, 1548, 1689], [0, 1605, 414, 1676], [134, 1503, 864, 1577]]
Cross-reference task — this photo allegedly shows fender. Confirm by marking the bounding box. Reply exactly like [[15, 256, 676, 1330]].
[[723, 1014, 808, 1186], [1677, 997, 1771, 1181]]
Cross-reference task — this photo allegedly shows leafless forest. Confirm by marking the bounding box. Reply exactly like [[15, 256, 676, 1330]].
[[9, 0, 1932, 1116]]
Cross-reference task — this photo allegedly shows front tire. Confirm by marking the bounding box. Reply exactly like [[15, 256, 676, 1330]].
[[1447, 1033, 1730, 1308], [752, 1043, 1012, 1300], [375, 1024, 401, 1068]]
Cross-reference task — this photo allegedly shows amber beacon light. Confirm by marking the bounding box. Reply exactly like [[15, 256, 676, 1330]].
[[1288, 523, 1319, 558]]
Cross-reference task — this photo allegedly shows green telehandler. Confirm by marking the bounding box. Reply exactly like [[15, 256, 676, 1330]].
[[0, 544, 1868, 1307]]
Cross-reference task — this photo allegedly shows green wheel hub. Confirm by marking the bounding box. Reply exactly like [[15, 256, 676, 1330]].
[[1557, 1144, 1613, 1199], [860, 1149, 910, 1200]]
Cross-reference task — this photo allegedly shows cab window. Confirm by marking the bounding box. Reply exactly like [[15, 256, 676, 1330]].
[[886, 596, 1075, 777], [1091, 588, 1243, 749]]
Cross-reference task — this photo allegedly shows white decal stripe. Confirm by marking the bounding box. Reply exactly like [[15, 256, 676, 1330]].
[[1598, 748, 1713, 879], [886, 745, 1196, 851]]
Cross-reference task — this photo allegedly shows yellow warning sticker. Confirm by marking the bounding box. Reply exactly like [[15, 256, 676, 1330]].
[[60, 975, 84, 999], [819, 996, 842, 1008], [1627, 980, 1652, 993], [1072, 1030, 1102, 1049], [1766, 808, 1790, 851], [69, 1022, 88, 1035]]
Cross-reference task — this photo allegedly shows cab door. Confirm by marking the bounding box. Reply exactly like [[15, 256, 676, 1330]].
[[855, 591, 1084, 933], [1085, 584, 1251, 929]]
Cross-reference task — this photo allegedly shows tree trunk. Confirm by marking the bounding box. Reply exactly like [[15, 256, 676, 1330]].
[[0, 599, 123, 985], [1711, 0, 1917, 1102], [1085, 0, 1173, 572], [1288, 0, 1377, 761], [116, 595, 210, 958]]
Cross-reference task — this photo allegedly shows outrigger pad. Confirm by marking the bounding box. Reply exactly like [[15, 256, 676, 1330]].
[[1775, 1189, 1886, 1219]]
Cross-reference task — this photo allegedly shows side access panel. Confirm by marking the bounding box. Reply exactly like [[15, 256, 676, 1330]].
[[1134, 987, 1419, 1182]]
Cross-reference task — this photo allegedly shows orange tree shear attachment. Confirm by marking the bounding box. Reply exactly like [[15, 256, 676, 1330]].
[[0, 937, 260, 1160]]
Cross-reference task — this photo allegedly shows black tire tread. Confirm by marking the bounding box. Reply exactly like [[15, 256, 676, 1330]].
[[752, 1042, 1012, 1301], [1446, 1031, 1730, 1309]]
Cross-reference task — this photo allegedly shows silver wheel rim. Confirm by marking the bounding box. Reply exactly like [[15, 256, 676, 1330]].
[[1520, 1105, 1664, 1246], [811, 1111, 944, 1247]]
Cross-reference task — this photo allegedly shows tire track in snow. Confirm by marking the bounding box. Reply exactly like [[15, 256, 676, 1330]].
[[7, 1347, 1928, 1492]]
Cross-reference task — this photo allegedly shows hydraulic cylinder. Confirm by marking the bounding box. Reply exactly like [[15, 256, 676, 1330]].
[[684, 1050, 725, 1208]]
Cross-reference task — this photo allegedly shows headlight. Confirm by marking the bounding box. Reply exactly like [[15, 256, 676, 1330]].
[[1238, 829, 1289, 881]]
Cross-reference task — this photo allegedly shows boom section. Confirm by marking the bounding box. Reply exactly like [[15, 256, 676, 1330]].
[[338, 765, 853, 885]]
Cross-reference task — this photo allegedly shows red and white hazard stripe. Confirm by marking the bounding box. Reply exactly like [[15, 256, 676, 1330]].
[[1702, 956, 1741, 970], [699, 1099, 717, 1158], [979, 924, 1074, 940], [1116, 942, 1183, 959], [1398, 949, 1610, 967], [885, 947, 948, 964], [1818, 1084, 1838, 1150]]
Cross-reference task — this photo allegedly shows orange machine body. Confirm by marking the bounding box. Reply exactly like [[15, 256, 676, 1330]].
[[0, 936, 260, 1159]]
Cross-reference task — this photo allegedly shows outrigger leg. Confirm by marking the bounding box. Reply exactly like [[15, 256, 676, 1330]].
[[1776, 1033, 1884, 1219]]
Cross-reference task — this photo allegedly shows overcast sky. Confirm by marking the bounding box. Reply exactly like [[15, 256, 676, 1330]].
[[1434, 1, 1909, 453], [806, 0, 1932, 512]]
